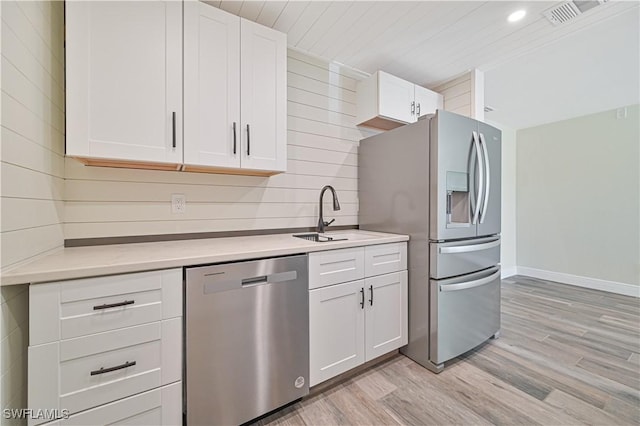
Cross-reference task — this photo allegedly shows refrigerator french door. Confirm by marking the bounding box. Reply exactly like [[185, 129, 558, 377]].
[[430, 110, 501, 240]]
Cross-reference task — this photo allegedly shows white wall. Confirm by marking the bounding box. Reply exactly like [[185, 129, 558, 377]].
[[516, 105, 640, 292], [1, 1, 65, 420], [485, 121, 517, 277], [63, 50, 373, 240]]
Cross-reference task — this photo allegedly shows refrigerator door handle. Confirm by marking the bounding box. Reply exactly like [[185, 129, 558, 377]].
[[479, 132, 491, 224], [439, 239, 500, 254], [440, 270, 501, 292], [471, 131, 484, 225]]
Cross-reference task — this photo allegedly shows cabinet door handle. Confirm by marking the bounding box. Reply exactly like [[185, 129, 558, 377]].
[[172, 111, 176, 148], [369, 285, 373, 306], [232, 122, 237, 154], [93, 300, 135, 310], [246, 124, 251, 156], [90, 361, 136, 376], [416, 103, 421, 116], [360, 287, 364, 309], [411, 101, 415, 115]]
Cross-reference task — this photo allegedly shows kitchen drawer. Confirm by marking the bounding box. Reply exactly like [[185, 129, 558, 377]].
[[364, 243, 407, 277], [430, 266, 501, 365], [30, 269, 182, 345], [308, 247, 365, 289], [28, 318, 181, 424], [36, 382, 182, 426], [430, 236, 500, 279]]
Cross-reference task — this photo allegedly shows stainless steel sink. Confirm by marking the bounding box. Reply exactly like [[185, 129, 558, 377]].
[[293, 233, 348, 242]]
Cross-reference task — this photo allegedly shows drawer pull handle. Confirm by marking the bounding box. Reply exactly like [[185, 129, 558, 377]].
[[439, 239, 500, 254], [93, 300, 135, 310], [90, 360, 136, 376]]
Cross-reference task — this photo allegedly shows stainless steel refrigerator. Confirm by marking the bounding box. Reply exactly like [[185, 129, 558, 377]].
[[359, 109, 501, 373]]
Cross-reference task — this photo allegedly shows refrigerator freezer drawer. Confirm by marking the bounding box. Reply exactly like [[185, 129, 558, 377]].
[[429, 266, 500, 365], [430, 236, 500, 279]]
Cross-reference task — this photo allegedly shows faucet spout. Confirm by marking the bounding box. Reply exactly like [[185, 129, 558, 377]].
[[317, 185, 341, 233]]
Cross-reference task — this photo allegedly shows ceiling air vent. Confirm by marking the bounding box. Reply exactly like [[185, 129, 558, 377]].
[[543, 0, 609, 25], [543, 2, 581, 25]]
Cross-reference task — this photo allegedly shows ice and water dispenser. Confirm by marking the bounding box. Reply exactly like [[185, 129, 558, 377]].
[[446, 171, 470, 227]]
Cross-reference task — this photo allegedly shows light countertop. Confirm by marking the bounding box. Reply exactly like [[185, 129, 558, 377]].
[[1, 230, 409, 286]]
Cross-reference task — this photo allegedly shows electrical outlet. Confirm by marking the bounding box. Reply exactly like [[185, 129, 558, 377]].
[[171, 194, 186, 214]]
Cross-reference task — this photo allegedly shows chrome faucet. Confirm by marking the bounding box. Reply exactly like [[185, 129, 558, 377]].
[[317, 185, 341, 233]]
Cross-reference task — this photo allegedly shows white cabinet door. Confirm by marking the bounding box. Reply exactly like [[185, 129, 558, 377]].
[[66, 1, 182, 165], [309, 280, 365, 386], [365, 271, 408, 361], [184, 2, 241, 169], [378, 71, 415, 124], [240, 19, 287, 173], [414, 85, 443, 119]]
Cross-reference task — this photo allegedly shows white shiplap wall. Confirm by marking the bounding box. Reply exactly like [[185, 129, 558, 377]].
[[0, 285, 28, 420], [63, 49, 375, 240], [433, 69, 484, 121], [1, 0, 65, 269], [0, 1, 64, 419]]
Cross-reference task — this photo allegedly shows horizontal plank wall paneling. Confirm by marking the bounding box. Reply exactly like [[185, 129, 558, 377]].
[[64, 50, 377, 240], [1, 0, 65, 270], [0, 1, 64, 420], [433, 69, 484, 121]]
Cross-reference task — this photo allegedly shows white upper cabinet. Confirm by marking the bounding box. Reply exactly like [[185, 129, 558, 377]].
[[240, 19, 287, 173], [66, 1, 287, 175], [66, 1, 183, 168], [378, 72, 415, 124], [356, 71, 443, 130], [414, 84, 443, 119], [183, 2, 241, 170]]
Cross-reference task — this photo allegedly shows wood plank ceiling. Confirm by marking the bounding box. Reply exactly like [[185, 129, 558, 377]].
[[211, 1, 639, 87]]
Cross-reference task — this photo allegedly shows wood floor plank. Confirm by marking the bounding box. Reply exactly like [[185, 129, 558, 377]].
[[603, 393, 640, 425], [577, 357, 640, 390], [544, 389, 623, 426], [259, 276, 640, 426], [353, 369, 397, 401], [430, 361, 576, 425], [326, 381, 400, 425], [379, 362, 494, 426]]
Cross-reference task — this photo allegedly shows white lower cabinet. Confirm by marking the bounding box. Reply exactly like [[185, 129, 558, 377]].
[[28, 269, 182, 426], [37, 382, 181, 426], [309, 243, 408, 387], [365, 271, 408, 360], [309, 280, 365, 386]]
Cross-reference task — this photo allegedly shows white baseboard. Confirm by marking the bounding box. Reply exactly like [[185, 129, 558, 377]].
[[501, 266, 518, 278], [515, 266, 640, 298]]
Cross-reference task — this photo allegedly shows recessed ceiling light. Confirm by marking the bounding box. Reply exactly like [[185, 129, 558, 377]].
[[507, 10, 527, 23]]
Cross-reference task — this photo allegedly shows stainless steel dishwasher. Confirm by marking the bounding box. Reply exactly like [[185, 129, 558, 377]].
[[185, 255, 309, 425]]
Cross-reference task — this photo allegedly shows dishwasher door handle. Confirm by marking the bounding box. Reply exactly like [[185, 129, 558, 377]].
[[242, 270, 298, 287]]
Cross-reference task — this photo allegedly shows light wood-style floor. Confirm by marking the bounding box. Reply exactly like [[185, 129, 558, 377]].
[[257, 275, 640, 425]]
